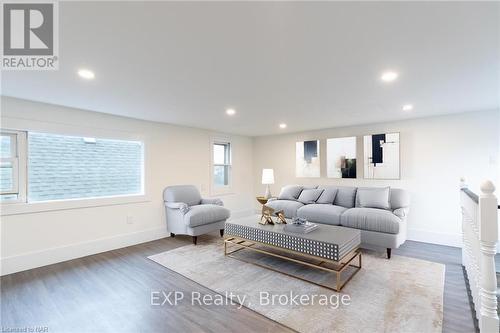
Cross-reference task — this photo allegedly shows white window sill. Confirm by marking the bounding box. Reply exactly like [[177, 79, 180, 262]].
[[0, 194, 150, 216]]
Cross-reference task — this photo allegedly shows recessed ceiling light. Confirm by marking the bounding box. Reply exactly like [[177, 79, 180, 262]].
[[402, 104, 414, 111], [226, 108, 236, 116], [78, 69, 95, 80], [381, 71, 398, 82], [279, 123, 287, 129]]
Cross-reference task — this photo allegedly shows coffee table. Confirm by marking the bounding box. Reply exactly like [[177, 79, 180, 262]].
[[224, 215, 361, 291]]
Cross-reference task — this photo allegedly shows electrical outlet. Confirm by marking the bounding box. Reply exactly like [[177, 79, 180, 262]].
[[126, 215, 134, 224]]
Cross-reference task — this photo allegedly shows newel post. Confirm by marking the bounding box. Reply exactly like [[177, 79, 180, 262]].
[[460, 177, 468, 189], [479, 180, 499, 332]]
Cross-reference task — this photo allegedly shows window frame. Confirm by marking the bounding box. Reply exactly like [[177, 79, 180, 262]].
[[0, 130, 27, 203], [210, 137, 233, 195], [0, 125, 149, 216]]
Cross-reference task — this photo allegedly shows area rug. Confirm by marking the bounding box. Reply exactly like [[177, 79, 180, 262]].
[[149, 238, 444, 333]]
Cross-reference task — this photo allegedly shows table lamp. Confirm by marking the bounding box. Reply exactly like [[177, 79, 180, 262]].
[[262, 169, 275, 199]]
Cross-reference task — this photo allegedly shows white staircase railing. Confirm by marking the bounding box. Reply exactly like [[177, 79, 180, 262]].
[[460, 178, 499, 332]]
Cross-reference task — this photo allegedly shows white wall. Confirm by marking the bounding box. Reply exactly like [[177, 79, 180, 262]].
[[1, 97, 498, 275], [0, 97, 255, 275], [253, 110, 499, 247]]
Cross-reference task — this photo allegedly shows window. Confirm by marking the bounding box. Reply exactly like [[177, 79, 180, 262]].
[[27, 132, 144, 202], [0, 129, 144, 205], [212, 141, 231, 188], [0, 131, 26, 202]]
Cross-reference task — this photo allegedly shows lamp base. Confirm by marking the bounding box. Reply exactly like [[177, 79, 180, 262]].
[[264, 185, 271, 199]]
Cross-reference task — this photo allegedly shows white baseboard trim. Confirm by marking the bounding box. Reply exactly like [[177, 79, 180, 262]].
[[407, 228, 462, 248], [0, 226, 169, 276]]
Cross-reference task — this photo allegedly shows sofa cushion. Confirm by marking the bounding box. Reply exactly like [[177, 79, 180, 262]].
[[340, 208, 401, 234], [183, 204, 230, 227], [316, 186, 339, 204], [356, 187, 391, 210], [297, 189, 324, 204], [265, 200, 304, 218], [297, 204, 347, 225], [390, 188, 410, 210], [278, 185, 303, 200], [333, 187, 357, 208]]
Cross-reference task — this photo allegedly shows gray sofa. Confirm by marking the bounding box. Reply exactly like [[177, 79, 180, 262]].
[[265, 185, 410, 258]]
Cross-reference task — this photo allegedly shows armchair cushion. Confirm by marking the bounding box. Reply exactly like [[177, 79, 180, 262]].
[[184, 204, 231, 227], [201, 198, 223, 206]]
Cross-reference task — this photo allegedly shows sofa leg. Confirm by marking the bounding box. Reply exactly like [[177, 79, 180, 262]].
[[170, 233, 175, 238], [387, 248, 392, 259], [192, 236, 197, 245], [220, 229, 224, 237]]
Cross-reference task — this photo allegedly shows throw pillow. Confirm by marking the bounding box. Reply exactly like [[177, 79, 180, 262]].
[[357, 187, 391, 210], [297, 189, 324, 204], [278, 185, 303, 200], [316, 186, 339, 204]]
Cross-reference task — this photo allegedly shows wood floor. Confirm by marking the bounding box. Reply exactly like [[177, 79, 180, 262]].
[[1, 235, 478, 333]]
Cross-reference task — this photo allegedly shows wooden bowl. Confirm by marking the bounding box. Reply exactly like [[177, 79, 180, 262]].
[[256, 196, 268, 205]]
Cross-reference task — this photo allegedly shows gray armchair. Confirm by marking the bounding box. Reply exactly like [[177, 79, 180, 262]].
[[163, 185, 230, 245]]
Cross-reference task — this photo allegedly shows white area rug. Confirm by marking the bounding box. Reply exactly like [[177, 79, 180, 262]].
[[149, 238, 444, 333]]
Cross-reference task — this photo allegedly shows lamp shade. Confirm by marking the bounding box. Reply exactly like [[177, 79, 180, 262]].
[[261, 169, 275, 185]]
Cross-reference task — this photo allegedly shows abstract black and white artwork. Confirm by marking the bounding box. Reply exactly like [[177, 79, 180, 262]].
[[296, 140, 320, 178], [326, 137, 357, 178], [363, 133, 400, 179]]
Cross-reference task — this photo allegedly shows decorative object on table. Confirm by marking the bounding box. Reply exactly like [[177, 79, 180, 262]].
[[326, 136, 357, 178], [256, 196, 269, 205], [291, 216, 307, 225], [260, 205, 275, 225], [275, 210, 287, 224], [363, 132, 400, 179], [261, 168, 275, 199], [285, 219, 318, 233], [296, 140, 320, 178]]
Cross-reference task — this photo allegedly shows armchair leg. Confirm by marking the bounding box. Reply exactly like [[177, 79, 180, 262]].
[[387, 248, 392, 259], [192, 236, 197, 245], [220, 229, 224, 237], [170, 233, 175, 237]]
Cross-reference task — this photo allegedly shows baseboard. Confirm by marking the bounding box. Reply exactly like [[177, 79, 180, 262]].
[[407, 228, 462, 248], [0, 226, 169, 276]]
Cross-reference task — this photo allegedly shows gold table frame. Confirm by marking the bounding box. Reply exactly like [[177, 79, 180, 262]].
[[224, 236, 362, 292]]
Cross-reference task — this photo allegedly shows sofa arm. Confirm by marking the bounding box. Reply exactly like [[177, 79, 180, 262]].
[[201, 198, 224, 206], [165, 202, 190, 214], [267, 197, 277, 202], [393, 207, 409, 219]]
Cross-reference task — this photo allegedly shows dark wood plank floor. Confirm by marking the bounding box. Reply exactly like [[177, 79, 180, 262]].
[[1, 235, 477, 333]]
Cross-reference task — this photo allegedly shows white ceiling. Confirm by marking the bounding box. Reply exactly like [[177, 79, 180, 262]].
[[2, 1, 499, 136]]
